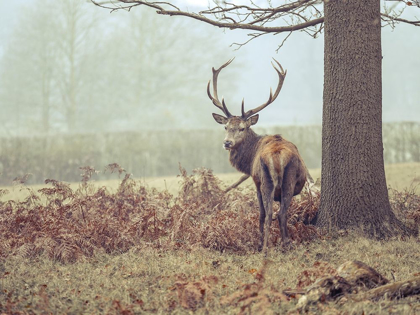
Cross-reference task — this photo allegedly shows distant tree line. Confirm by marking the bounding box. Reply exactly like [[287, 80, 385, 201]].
[[0, 0, 233, 136], [383, 122, 420, 163], [0, 122, 418, 185]]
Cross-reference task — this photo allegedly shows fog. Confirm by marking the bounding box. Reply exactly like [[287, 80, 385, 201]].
[[0, 0, 419, 136], [0, 0, 419, 184]]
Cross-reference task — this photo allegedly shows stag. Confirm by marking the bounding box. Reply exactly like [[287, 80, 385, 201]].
[[208, 58, 313, 253]]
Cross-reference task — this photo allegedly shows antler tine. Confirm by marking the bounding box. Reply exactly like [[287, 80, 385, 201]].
[[207, 58, 235, 117], [242, 58, 287, 119], [221, 98, 230, 114]]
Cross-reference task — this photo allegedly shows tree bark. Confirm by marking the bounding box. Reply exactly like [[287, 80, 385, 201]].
[[316, 0, 415, 237]]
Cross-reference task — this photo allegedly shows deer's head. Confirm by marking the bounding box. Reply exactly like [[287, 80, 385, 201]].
[[208, 58, 287, 150]]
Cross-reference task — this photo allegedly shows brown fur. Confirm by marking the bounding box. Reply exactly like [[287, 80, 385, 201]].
[[215, 116, 308, 253], [208, 58, 310, 253]]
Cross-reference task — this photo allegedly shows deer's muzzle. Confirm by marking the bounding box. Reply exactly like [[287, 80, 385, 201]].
[[223, 140, 233, 150]]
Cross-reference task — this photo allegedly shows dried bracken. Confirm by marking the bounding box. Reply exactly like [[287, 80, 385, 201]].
[[221, 260, 289, 315], [389, 183, 420, 226], [1, 166, 420, 315], [0, 164, 415, 264]]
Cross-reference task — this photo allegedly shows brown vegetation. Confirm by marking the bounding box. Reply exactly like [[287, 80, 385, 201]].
[[389, 183, 420, 226], [0, 164, 319, 263], [1, 164, 419, 314]]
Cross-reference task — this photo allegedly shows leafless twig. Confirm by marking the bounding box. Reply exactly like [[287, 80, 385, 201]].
[[91, 0, 420, 48], [91, 0, 325, 35]]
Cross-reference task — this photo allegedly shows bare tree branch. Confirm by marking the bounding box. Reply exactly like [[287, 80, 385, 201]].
[[381, 12, 420, 26], [230, 32, 266, 50], [276, 31, 293, 52], [224, 174, 250, 193], [91, 0, 420, 43], [154, 10, 324, 34], [92, 0, 324, 34]]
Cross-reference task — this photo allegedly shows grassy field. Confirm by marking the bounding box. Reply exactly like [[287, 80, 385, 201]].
[[1, 163, 419, 314], [2, 236, 420, 314], [2, 162, 418, 201], [129, 163, 419, 196]]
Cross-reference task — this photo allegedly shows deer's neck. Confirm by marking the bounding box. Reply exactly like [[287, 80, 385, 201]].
[[229, 129, 262, 175]]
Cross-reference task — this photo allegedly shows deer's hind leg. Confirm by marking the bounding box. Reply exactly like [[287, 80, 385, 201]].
[[256, 188, 266, 252], [278, 165, 298, 248], [259, 158, 276, 254]]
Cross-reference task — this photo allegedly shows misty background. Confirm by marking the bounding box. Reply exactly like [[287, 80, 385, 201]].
[[0, 0, 419, 184]]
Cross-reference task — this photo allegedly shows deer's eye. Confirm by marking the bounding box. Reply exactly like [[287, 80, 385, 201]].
[[224, 126, 227, 130], [239, 128, 245, 132]]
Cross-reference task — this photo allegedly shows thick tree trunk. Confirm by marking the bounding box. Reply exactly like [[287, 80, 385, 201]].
[[316, 0, 414, 237]]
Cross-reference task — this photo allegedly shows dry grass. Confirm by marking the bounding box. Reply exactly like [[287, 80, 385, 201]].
[[2, 163, 418, 200], [141, 162, 419, 195], [0, 163, 420, 314], [385, 163, 420, 194], [1, 236, 420, 314]]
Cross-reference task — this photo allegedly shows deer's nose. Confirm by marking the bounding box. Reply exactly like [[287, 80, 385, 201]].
[[223, 140, 232, 148]]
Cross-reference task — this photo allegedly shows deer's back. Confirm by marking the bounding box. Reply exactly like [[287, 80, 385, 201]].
[[252, 135, 307, 196]]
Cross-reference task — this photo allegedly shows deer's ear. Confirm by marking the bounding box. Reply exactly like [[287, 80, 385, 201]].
[[247, 114, 259, 126], [212, 113, 228, 125]]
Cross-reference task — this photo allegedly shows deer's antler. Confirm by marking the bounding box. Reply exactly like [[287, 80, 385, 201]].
[[207, 58, 235, 118], [241, 58, 287, 119]]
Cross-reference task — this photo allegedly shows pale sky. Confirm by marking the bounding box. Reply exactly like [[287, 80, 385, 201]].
[[184, 0, 208, 6], [0, 0, 419, 128]]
